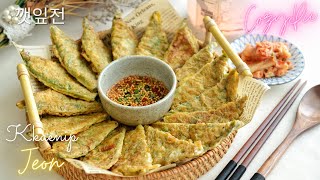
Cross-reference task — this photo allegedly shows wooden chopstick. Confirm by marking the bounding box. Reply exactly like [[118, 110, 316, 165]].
[[215, 79, 301, 180], [229, 80, 307, 180]]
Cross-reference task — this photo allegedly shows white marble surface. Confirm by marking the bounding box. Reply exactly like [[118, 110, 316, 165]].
[[0, 0, 319, 179]]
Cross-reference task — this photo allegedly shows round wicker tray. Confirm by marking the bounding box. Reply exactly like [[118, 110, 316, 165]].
[[38, 131, 237, 180], [16, 16, 267, 180], [21, 31, 240, 178]]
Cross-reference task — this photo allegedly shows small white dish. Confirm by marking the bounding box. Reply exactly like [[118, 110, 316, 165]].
[[98, 55, 177, 126], [231, 34, 305, 86]]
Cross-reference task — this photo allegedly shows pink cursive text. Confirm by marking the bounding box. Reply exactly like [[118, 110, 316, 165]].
[[244, 2, 318, 36]]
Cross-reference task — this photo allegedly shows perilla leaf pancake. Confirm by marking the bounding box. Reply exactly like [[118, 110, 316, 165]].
[[171, 54, 229, 109], [16, 89, 103, 116], [136, 11, 169, 59], [151, 122, 191, 141], [83, 127, 126, 170], [164, 97, 246, 124], [20, 51, 97, 101], [164, 23, 199, 70], [52, 121, 118, 159], [81, 18, 112, 74], [111, 125, 160, 176], [41, 113, 109, 137], [226, 69, 239, 102], [145, 126, 203, 165], [200, 70, 239, 110], [171, 70, 239, 113], [175, 43, 216, 82], [152, 120, 244, 150], [111, 14, 138, 60], [50, 26, 97, 91], [189, 121, 243, 150]]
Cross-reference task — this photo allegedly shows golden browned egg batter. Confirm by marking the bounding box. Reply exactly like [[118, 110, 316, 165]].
[[108, 75, 169, 106]]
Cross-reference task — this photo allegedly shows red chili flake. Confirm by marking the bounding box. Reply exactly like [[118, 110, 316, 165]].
[[100, 144, 116, 152]]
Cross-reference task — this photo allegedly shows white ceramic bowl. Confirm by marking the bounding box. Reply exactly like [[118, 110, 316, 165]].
[[98, 55, 177, 126]]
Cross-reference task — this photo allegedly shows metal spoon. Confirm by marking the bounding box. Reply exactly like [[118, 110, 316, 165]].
[[251, 85, 320, 180]]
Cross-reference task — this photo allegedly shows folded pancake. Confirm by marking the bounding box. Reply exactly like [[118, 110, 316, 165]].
[[152, 120, 243, 150], [151, 123, 191, 141], [83, 127, 126, 170], [111, 14, 138, 60], [20, 52, 97, 101], [52, 121, 118, 159], [50, 26, 97, 91], [145, 126, 203, 165], [171, 54, 229, 109], [112, 125, 160, 176], [226, 69, 239, 101], [51, 45, 61, 60], [164, 97, 246, 124], [172, 80, 226, 112], [136, 11, 169, 59], [171, 70, 239, 113], [163, 23, 199, 70], [200, 70, 239, 109], [41, 113, 109, 137], [81, 17, 112, 74], [16, 89, 103, 116], [189, 121, 243, 150], [175, 43, 216, 82]]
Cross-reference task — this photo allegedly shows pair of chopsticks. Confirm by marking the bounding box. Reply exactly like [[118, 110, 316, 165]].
[[216, 79, 307, 180]]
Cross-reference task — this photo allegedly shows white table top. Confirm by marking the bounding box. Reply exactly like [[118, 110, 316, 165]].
[[1, 0, 319, 179]]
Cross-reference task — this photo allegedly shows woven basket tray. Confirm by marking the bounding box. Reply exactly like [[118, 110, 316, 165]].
[[24, 66, 238, 179], [37, 131, 236, 180], [16, 16, 269, 179]]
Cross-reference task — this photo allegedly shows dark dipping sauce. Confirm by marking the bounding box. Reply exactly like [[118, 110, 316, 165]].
[[107, 75, 169, 106]]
